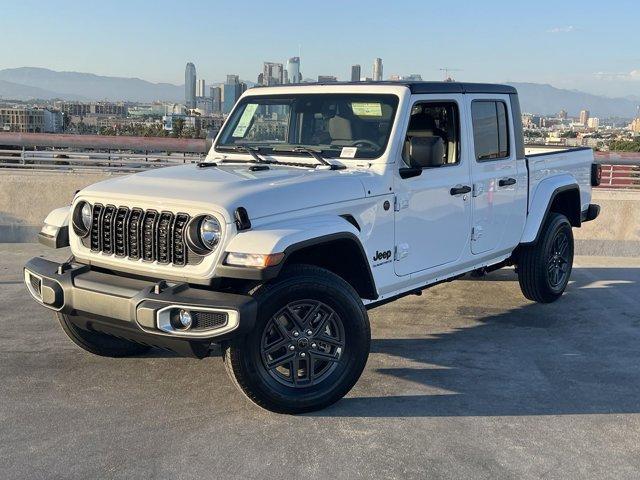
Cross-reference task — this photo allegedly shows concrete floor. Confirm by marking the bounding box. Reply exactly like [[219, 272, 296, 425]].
[[2, 244, 640, 479]]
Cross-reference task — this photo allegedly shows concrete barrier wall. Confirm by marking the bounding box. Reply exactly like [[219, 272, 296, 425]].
[[1, 170, 638, 256], [574, 189, 640, 257], [0, 170, 116, 242]]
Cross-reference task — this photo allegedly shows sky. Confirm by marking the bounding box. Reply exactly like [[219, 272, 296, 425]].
[[1, 0, 639, 97]]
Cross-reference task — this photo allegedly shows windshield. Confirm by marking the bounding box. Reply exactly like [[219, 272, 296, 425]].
[[216, 94, 399, 159]]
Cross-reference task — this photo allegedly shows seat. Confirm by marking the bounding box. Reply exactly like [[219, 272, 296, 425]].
[[328, 115, 354, 146], [404, 113, 448, 162]]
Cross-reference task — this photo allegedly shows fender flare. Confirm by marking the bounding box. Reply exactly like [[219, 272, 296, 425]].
[[216, 215, 377, 297], [39, 206, 71, 249], [520, 176, 579, 245]]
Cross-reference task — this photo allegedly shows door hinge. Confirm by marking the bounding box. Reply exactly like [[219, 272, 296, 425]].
[[471, 226, 483, 241], [394, 243, 410, 260], [394, 195, 409, 212]]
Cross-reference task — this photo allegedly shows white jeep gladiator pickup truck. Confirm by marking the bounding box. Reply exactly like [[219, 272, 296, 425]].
[[24, 82, 601, 413]]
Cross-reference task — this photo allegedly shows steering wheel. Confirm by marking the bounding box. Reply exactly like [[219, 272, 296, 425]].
[[347, 139, 380, 150]]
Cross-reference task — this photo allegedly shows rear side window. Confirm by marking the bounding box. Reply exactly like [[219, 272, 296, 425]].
[[471, 101, 509, 161]]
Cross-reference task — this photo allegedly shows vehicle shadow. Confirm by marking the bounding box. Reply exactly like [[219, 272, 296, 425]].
[[313, 267, 640, 418]]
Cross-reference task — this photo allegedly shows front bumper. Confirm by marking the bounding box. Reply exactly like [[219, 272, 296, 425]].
[[23, 257, 256, 358]]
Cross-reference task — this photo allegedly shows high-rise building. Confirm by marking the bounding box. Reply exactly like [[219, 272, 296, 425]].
[[317, 75, 338, 83], [558, 109, 568, 120], [351, 65, 361, 82], [222, 75, 244, 114], [185, 62, 197, 108], [286, 57, 301, 84], [373, 58, 383, 81], [197, 79, 206, 98], [262, 62, 284, 86], [587, 117, 600, 129], [210, 86, 222, 113], [579, 109, 590, 126]]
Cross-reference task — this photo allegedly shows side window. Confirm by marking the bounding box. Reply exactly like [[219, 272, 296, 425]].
[[471, 101, 510, 161], [403, 102, 459, 166]]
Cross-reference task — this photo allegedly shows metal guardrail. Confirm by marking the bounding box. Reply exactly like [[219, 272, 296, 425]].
[[0, 148, 204, 172], [1, 134, 639, 189]]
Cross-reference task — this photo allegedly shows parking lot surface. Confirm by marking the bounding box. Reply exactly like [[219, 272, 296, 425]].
[[2, 244, 640, 479]]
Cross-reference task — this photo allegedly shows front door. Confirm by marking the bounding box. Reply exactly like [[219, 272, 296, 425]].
[[394, 96, 472, 276]]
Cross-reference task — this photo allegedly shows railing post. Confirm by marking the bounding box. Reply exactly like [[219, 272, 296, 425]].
[[21, 146, 25, 165]]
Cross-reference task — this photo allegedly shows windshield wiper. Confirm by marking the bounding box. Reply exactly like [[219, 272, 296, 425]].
[[273, 146, 346, 170], [217, 145, 269, 164]]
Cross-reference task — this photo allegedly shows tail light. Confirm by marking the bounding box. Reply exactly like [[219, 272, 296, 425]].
[[591, 163, 602, 187]]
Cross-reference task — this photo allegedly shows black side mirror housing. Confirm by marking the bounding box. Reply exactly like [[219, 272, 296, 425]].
[[408, 136, 445, 169]]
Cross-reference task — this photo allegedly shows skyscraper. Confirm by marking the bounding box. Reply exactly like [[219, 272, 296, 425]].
[[286, 57, 301, 84], [351, 64, 361, 82], [210, 86, 222, 113], [222, 74, 243, 114], [580, 109, 590, 126], [262, 62, 284, 86], [373, 58, 383, 81], [185, 62, 196, 108], [196, 79, 206, 98]]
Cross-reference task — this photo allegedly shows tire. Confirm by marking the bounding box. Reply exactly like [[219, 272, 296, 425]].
[[517, 212, 574, 303], [223, 264, 371, 414], [56, 312, 152, 357]]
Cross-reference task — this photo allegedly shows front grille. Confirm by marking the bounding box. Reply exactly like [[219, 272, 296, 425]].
[[191, 311, 228, 330], [89, 204, 190, 266]]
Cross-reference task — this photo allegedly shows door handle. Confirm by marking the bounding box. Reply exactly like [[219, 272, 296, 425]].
[[498, 177, 516, 187], [450, 185, 471, 196]]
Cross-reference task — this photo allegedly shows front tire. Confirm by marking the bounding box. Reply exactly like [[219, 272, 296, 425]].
[[224, 264, 371, 414], [56, 313, 151, 357], [517, 212, 574, 303]]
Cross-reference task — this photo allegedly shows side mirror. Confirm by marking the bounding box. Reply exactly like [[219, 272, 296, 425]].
[[408, 136, 445, 169]]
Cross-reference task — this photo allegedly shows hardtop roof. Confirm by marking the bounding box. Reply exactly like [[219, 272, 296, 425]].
[[253, 81, 517, 95]]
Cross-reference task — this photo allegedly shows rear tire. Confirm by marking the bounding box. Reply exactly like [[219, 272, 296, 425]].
[[56, 313, 151, 357], [223, 264, 370, 414], [517, 212, 574, 303]]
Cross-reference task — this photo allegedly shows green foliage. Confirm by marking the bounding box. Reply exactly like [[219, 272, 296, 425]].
[[608, 140, 640, 152]]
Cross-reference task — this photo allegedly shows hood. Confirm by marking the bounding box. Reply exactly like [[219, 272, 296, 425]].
[[80, 163, 369, 222]]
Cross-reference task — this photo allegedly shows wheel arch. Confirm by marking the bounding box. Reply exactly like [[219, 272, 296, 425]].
[[521, 178, 581, 245], [217, 216, 378, 300]]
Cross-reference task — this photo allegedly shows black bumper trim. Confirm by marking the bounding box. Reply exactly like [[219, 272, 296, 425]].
[[581, 204, 600, 223], [23, 257, 256, 357]]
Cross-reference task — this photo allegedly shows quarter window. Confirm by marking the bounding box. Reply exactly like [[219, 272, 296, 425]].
[[471, 101, 510, 161]]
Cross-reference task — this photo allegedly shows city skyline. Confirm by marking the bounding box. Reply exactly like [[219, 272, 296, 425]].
[[1, 0, 639, 98]]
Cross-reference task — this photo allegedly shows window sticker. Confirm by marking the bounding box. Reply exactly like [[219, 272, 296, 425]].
[[340, 147, 358, 158], [232, 103, 259, 137], [351, 102, 383, 117]]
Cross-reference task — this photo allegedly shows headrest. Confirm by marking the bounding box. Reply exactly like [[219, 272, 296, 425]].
[[328, 115, 353, 141]]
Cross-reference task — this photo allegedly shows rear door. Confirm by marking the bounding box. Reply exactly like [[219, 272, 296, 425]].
[[468, 96, 527, 255]]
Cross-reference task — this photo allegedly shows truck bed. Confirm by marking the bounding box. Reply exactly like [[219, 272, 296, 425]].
[[525, 146, 594, 215]]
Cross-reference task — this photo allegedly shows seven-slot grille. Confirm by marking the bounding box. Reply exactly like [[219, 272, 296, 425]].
[[89, 204, 190, 266]]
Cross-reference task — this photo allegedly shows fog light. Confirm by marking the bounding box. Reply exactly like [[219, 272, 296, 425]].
[[178, 309, 192, 329]]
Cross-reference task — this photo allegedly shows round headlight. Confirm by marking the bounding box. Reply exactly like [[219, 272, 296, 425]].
[[187, 215, 221, 254], [72, 201, 92, 237], [81, 202, 92, 230], [200, 216, 221, 250]]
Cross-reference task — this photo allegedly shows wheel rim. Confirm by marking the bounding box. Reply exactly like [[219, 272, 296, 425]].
[[260, 300, 345, 388], [548, 230, 570, 288]]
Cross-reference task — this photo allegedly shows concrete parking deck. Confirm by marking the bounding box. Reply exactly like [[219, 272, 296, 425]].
[[1, 244, 639, 479]]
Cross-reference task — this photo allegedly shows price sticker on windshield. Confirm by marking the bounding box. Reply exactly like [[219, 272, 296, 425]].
[[232, 103, 259, 137], [351, 102, 383, 117], [340, 147, 358, 158]]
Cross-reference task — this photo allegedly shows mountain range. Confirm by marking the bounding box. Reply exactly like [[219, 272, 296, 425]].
[[0, 67, 638, 118]]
